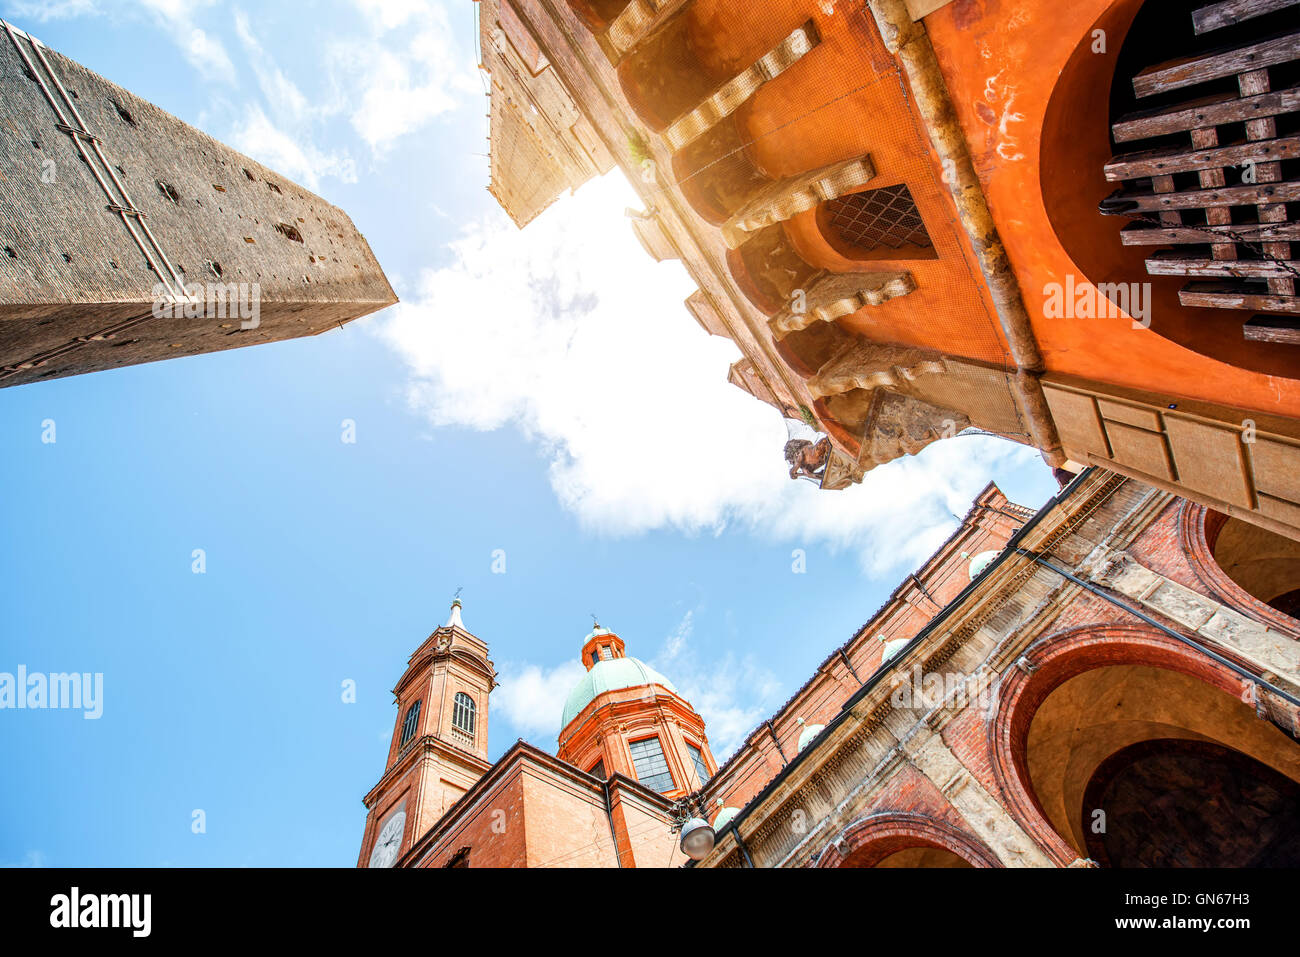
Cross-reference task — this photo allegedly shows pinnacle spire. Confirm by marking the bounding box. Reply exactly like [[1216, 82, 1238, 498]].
[[445, 596, 464, 630]]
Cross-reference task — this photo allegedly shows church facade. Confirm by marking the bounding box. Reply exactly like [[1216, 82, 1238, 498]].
[[357, 468, 1300, 868], [357, 603, 701, 867]]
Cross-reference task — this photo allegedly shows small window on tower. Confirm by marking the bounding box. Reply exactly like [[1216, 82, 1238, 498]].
[[628, 736, 675, 793], [589, 759, 606, 780], [599, 645, 613, 660], [452, 692, 476, 737], [592, 651, 600, 666], [687, 743, 710, 786], [399, 700, 422, 749]]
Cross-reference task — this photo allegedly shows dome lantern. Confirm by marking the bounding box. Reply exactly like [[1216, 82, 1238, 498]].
[[580, 621, 626, 671]]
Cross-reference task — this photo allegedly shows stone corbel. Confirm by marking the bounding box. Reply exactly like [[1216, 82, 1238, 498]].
[[820, 449, 866, 491], [722, 156, 876, 249], [770, 271, 917, 340], [808, 339, 947, 400], [626, 207, 677, 262], [857, 391, 969, 470], [604, 0, 692, 61], [663, 20, 821, 151]]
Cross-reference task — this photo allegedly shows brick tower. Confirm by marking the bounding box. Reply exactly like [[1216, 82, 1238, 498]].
[[557, 623, 714, 800], [358, 600, 496, 868], [0, 19, 396, 388]]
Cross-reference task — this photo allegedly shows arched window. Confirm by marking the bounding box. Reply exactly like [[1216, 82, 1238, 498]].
[[452, 692, 476, 737], [399, 700, 421, 748]]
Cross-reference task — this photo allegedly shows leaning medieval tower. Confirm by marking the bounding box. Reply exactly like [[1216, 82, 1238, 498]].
[[0, 20, 396, 388]]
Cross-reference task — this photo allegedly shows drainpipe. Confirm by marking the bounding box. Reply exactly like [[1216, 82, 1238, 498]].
[[766, 720, 789, 765], [734, 829, 756, 868], [866, 0, 1065, 467], [602, 780, 626, 868], [837, 647, 862, 683]]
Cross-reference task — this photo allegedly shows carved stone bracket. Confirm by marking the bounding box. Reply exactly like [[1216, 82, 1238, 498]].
[[807, 339, 947, 400], [664, 20, 821, 151], [605, 0, 691, 61], [820, 449, 866, 491], [722, 156, 877, 248], [858, 391, 969, 470], [771, 271, 917, 339]]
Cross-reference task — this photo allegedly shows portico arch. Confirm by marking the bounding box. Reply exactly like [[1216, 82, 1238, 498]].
[[990, 624, 1300, 866]]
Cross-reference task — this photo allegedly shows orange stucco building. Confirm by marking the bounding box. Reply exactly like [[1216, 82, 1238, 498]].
[[476, 0, 1300, 545]]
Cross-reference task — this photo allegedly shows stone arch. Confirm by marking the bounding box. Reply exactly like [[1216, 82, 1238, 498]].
[[814, 811, 1001, 869], [1179, 502, 1300, 632], [989, 623, 1300, 866]]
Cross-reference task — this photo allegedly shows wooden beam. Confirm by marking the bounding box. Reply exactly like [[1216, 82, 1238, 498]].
[[1121, 221, 1300, 244], [1111, 86, 1300, 143], [1243, 313, 1300, 342], [1105, 134, 1300, 180], [1146, 252, 1300, 278], [1193, 0, 1300, 35], [1181, 280, 1300, 312], [1110, 179, 1300, 212], [1239, 68, 1295, 295], [1133, 31, 1300, 97]]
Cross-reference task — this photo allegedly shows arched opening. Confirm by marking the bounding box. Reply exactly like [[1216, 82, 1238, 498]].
[[1083, 738, 1300, 867], [872, 846, 973, 869], [1022, 661, 1300, 865], [1206, 511, 1300, 619], [822, 812, 1001, 868]]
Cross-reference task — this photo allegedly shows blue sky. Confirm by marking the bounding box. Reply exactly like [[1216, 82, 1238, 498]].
[[0, 0, 1056, 866]]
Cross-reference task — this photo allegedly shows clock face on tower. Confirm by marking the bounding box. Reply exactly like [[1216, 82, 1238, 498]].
[[368, 808, 406, 868]]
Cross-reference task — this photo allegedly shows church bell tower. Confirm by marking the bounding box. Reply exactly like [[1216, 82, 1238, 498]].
[[357, 599, 496, 868]]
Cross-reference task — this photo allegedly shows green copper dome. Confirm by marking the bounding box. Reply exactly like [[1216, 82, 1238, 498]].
[[968, 549, 1001, 580], [561, 657, 677, 730]]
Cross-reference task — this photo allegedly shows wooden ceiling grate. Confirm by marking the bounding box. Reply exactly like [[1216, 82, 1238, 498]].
[[1103, 0, 1300, 344]]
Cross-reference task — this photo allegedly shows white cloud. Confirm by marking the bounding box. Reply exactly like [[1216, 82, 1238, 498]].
[[137, 0, 236, 85], [2, 0, 235, 82], [227, 11, 356, 189], [330, 0, 478, 153], [650, 611, 783, 762], [493, 657, 588, 741], [228, 104, 356, 190], [1, 0, 96, 21], [376, 172, 1047, 576]]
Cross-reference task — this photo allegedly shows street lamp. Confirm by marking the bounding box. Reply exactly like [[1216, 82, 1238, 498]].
[[678, 816, 716, 861]]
